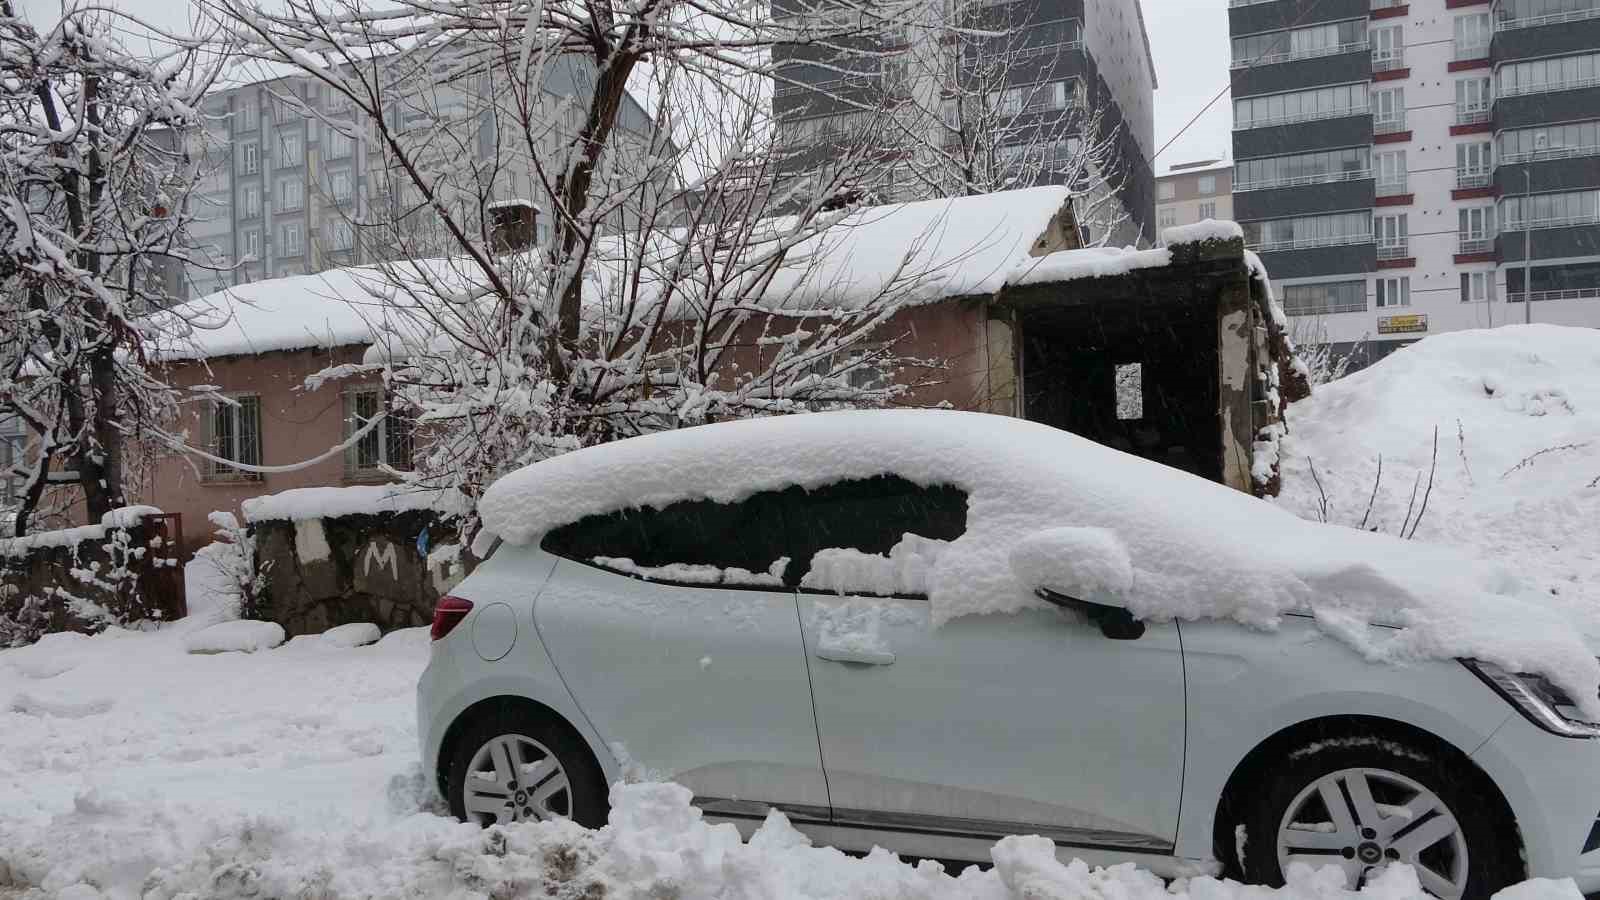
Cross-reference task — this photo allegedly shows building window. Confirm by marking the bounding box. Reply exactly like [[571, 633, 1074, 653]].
[[1235, 147, 1369, 191], [326, 221, 354, 251], [1158, 181, 1175, 200], [277, 178, 304, 212], [1375, 213, 1408, 259], [326, 128, 354, 159], [1198, 201, 1217, 219], [1371, 25, 1404, 71], [0, 414, 24, 508], [236, 97, 257, 133], [203, 395, 262, 480], [280, 222, 303, 256], [242, 183, 261, 218], [1243, 212, 1371, 252], [1500, 119, 1600, 163], [1452, 13, 1491, 60], [1230, 20, 1366, 68], [1499, 51, 1600, 98], [278, 132, 303, 167], [1502, 189, 1600, 230], [1281, 280, 1366, 316], [1197, 175, 1217, 195], [1372, 86, 1405, 134], [1460, 271, 1495, 303], [344, 389, 413, 478], [328, 170, 353, 203], [1456, 142, 1493, 189], [1233, 83, 1367, 130], [240, 142, 260, 175], [1454, 77, 1492, 126], [241, 228, 261, 260], [1158, 208, 1177, 228], [1458, 206, 1496, 253], [1376, 276, 1410, 308], [1374, 149, 1407, 196], [1495, 0, 1600, 29]]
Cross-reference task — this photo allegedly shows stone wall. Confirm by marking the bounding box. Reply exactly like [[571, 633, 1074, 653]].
[[252, 510, 481, 636], [0, 510, 184, 647]]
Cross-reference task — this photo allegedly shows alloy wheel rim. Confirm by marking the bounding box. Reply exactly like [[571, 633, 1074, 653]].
[[463, 733, 572, 825], [1275, 766, 1469, 900]]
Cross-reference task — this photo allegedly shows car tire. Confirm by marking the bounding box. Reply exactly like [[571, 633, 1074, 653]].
[[1238, 736, 1521, 900], [446, 707, 609, 829]]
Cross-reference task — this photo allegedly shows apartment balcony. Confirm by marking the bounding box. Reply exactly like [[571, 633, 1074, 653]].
[[1373, 113, 1411, 143], [1458, 237, 1494, 255], [1371, 47, 1406, 73], [1375, 174, 1408, 197], [1507, 288, 1600, 303], [1376, 240, 1414, 267], [1456, 170, 1492, 190], [1230, 40, 1368, 69]]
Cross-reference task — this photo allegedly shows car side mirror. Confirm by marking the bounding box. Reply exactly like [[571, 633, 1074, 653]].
[[1035, 588, 1146, 641]]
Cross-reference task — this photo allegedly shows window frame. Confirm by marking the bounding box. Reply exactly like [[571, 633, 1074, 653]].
[[343, 387, 413, 480], [202, 394, 263, 482]]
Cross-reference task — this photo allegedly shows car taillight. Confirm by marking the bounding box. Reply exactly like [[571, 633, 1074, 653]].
[[431, 596, 473, 641]]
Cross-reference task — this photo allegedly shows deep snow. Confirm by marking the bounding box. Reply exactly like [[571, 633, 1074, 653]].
[[0, 618, 1585, 900], [1275, 325, 1600, 639]]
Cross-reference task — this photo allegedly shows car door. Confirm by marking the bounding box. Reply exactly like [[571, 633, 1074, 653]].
[[533, 493, 830, 819], [792, 477, 1187, 851]]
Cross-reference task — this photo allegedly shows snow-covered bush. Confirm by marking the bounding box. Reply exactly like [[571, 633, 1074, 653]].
[[200, 512, 270, 621]]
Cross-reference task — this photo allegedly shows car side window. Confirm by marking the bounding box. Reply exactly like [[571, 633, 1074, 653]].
[[782, 475, 968, 596], [541, 491, 792, 588]]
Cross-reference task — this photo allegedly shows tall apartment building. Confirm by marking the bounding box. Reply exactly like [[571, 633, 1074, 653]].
[[772, 0, 1158, 245], [179, 59, 661, 300], [1157, 160, 1234, 232], [1229, 0, 1600, 366]]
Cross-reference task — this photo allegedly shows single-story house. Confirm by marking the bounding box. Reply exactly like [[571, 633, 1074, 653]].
[[129, 186, 1302, 555]]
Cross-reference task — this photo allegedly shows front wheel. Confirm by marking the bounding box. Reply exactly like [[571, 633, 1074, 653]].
[[446, 709, 609, 829], [1240, 738, 1522, 900]]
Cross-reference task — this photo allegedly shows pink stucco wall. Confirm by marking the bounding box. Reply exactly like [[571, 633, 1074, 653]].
[[138, 300, 1001, 557], [139, 345, 380, 556]]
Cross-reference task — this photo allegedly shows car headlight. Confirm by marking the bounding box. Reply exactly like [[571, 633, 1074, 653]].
[[1464, 659, 1600, 739]]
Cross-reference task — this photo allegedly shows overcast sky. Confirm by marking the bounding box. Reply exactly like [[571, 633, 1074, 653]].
[[22, 0, 1236, 177]]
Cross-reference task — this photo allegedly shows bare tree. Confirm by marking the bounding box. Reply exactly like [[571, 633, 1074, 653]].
[[0, 2, 224, 536], [209, 0, 959, 529]]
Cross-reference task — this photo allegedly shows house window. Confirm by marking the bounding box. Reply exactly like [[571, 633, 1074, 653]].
[[280, 222, 303, 256], [1198, 175, 1217, 195], [204, 395, 262, 479], [1158, 181, 1175, 200], [278, 132, 303, 167], [1460, 271, 1495, 303], [277, 178, 304, 212], [1376, 276, 1410, 308], [242, 183, 261, 218], [344, 389, 413, 478], [240, 142, 260, 175], [1198, 201, 1217, 219]]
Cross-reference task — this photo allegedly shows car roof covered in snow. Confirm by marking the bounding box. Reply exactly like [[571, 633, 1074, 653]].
[[478, 408, 1600, 715]]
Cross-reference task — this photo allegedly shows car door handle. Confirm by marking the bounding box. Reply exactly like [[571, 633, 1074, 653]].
[[814, 646, 896, 666]]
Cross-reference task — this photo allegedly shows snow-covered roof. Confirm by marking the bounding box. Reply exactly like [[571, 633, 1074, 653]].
[[156, 190, 1241, 362], [478, 408, 1600, 717]]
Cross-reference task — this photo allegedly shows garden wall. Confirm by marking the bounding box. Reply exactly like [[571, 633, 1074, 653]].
[[0, 507, 185, 646]]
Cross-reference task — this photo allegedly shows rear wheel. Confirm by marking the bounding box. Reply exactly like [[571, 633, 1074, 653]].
[[1240, 738, 1521, 900], [446, 708, 609, 829]]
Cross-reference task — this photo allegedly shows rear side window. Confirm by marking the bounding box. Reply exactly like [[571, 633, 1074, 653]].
[[540, 475, 967, 591]]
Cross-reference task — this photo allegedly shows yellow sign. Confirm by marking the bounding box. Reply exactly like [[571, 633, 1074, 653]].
[[1378, 314, 1428, 334]]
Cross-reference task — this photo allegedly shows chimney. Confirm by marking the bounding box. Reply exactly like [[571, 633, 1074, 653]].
[[488, 199, 538, 252]]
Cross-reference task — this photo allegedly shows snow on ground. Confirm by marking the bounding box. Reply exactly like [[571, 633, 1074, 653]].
[[1275, 325, 1600, 639], [0, 619, 1583, 900]]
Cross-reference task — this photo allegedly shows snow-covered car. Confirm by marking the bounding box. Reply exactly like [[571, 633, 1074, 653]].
[[417, 410, 1600, 900]]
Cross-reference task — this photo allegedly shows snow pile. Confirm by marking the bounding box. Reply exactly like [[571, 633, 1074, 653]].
[[319, 622, 382, 648], [0, 506, 161, 557], [803, 533, 949, 596], [181, 619, 285, 654], [0, 620, 1587, 899], [1275, 325, 1600, 637], [591, 557, 786, 587], [241, 483, 471, 523], [1162, 219, 1246, 246], [1010, 245, 1172, 286], [480, 408, 1600, 716]]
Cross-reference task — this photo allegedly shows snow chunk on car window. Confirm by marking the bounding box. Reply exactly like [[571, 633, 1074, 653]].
[[479, 409, 1600, 717], [1008, 527, 1133, 602], [802, 534, 948, 597]]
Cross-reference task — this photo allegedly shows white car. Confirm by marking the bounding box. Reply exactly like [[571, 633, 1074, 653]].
[[417, 410, 1600, 900]]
